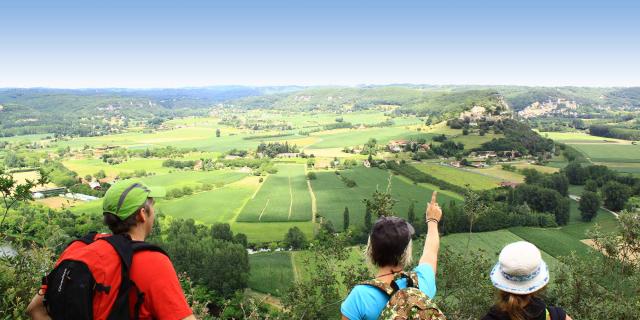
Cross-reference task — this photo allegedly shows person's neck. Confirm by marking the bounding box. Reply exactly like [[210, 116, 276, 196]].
[[127, 228, 146, 241], [376, 265, 403, 283]]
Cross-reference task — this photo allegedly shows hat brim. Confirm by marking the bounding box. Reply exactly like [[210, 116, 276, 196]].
[[490, 260, 549, 295], [147, 186, 166, 198]]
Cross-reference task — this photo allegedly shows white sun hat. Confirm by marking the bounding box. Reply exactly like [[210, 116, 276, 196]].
[[490, 241, 549, 295]]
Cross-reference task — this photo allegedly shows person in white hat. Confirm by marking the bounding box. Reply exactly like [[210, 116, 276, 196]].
[[482, 241, 573, 320]]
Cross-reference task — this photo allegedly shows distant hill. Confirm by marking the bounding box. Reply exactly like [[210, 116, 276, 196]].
[[0, 87, 289, 136], [229, 86, 507, 119]]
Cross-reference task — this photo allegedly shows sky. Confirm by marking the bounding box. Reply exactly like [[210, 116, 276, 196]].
[[1, 0, 639, 88]]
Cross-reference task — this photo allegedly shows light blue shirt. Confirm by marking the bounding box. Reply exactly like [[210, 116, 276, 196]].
[[341, 264, 437, 320]]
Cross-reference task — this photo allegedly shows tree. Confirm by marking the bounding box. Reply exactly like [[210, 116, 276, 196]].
[[579, 191, 601, 222], [94, 170, 107, 179], [215, 128, 221, 138], [211, 223, 234, 241], [0, 168, 49, 234], [463, 188, 489, 250], [233, 233, 248, 248], [343, 206, 350, 231], [585, 179, 599, 192], [624, 196, 640, 212], [564, 162, 587, 185], [364, 206, 372, 231], [84, 174, 92, 182], [284, 226, 307, 249], [407, 201, 416, 225], [602, 181, 631, 211]]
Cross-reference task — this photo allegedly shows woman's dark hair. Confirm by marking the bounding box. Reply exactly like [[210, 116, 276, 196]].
[[103, 198, 153, 234], [366, 216, 414, 268]]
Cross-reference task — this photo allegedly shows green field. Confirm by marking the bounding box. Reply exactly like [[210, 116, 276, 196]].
[[450, 132, 504, 150], [569, 143, 640, 163], [311, 167, 461, 230], [467, 165, 525, 183], [412, 163, 502, 190], [237, 164, 312, 222], [231, 221, 314, 244], [440, 230, 559, 270], [248, 252, 295, 296], [538, 131, 628, 143], [308, 127, 430, 149], [159, 184, 256, 223], [63, 158, 172, 177]]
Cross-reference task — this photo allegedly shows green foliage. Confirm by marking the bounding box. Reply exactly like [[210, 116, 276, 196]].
[[284, 227, 307, 249], [211, 223, 234, 242], [343, 207, 350, 230], [602, 181, 631, 211], [281, 232, 370, 320], [578, 191, 600, 222], [163, 218, 250, 298]]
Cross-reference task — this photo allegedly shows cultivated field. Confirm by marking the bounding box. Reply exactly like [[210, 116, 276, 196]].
[[311, 167, 461, 230], [412, 163, 502, 190], [237, 164, 312, 222]]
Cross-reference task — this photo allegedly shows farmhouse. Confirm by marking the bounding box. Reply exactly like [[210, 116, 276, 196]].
[[89, 181, 101, 190], [500, 181, 520, 188], [470, 151, 497, 160], [387, 140, 409, 153], [277, 152, 300, 158]]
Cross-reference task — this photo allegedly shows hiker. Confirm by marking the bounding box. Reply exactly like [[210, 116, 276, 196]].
[[26, 181, 195, 320], [482, 241, 572, 320], [341, 191, 444, 320]]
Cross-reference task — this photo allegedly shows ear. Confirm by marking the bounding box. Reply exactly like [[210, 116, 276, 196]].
[[137, 208, 148, 223]]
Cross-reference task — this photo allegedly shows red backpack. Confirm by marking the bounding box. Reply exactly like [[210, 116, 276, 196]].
[[42, 232, 167, 320]]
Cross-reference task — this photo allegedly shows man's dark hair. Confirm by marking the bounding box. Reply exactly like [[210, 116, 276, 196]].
[[103, 198, 154, 234]]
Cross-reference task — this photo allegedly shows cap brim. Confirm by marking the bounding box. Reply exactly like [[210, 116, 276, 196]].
[[490, 260, 549, 295], [147, 186, 166, 198]]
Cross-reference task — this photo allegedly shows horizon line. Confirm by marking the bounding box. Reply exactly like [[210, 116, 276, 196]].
[[1, 83, 639, 90]]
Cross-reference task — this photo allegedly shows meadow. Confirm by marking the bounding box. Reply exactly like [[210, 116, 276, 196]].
[[412, 162, 502, 190], [248, 251, 295, 296], [237, 164, 312, 222], [569, 143, 640, 163], [311, 167, 461, 230]]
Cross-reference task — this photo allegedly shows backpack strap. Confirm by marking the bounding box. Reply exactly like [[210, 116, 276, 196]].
[[101, 234, 135, 320], [359, 279, 398, 297], [62, 231, 99, 250], [394, 271, 420, 289], [131, 241, 169, 257]]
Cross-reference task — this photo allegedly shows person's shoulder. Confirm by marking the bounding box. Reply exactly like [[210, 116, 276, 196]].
[[133, 249, 174, 269]]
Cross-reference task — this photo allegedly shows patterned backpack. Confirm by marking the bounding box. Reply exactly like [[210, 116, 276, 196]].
[[359, 271, 446, 320]]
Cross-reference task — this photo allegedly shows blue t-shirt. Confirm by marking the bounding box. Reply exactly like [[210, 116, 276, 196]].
[[341, 264, 437, 320]]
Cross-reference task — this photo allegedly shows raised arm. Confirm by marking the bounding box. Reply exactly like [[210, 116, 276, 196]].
[[419, 191, 442, 273]]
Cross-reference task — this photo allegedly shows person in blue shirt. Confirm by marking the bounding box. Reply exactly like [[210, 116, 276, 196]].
[[341, 191, 443, 320]]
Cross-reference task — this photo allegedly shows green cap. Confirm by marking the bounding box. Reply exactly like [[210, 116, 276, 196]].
[[103, 181, 165, 220]]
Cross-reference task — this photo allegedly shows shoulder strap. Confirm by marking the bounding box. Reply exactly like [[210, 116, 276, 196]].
[[62, 231, 99, 250], [394, 271, 420, 289], [358, 279, 398, 297], [131, 241, 169, 257]]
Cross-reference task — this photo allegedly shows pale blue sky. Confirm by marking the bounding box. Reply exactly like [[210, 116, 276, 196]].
[[1, 0, 638, 88]]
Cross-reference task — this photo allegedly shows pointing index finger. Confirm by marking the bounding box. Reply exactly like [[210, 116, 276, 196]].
[[430, 191, 438, 204]]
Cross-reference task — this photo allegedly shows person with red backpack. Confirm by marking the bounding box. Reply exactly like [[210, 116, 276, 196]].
[[26, 181, 195, 320], [341, 191, 445, 320]]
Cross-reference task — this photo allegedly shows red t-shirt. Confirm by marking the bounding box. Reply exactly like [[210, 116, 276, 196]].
[[48, 234, 192, 320]]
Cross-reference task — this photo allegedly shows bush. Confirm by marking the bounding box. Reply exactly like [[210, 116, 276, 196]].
[[306, 172, 317, 180]]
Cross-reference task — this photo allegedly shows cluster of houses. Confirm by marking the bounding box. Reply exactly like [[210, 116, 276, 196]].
[[386, 140, 430, 153]]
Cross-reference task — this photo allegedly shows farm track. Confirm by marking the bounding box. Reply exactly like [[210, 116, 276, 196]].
[[290, 251, 301, 282], [287, 176, 293, 220], [258, 199, 270, 221], [306, 180, 317, 223]]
